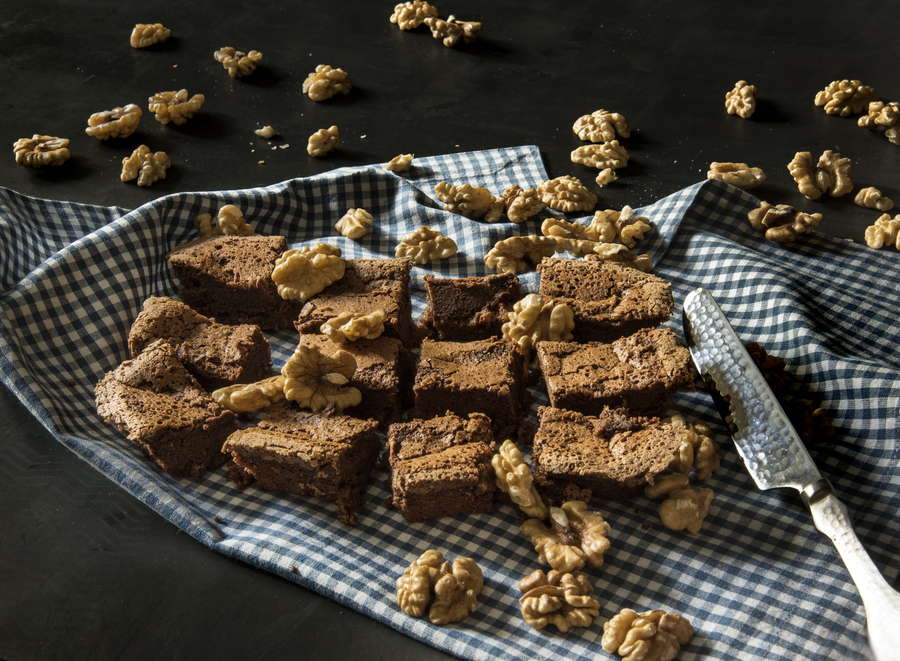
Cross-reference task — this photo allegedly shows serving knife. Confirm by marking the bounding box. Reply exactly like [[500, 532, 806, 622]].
[[682, 287, 900, 661]]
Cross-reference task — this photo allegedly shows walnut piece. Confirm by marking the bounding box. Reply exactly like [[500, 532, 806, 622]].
[[644, 473, 690, 500], [864, 213, 900, 249], [120, 145, 171, 186], [501, 293, 574, 357], [390, 1, 439, 29], [281, 344, 361, 412], [542, 215, 614, 243], [321, 310, 386, 343], [521, 502, 610, 573], [308, 125, 340, 157], [212, 375, 286, 413], [491, 439, 548, 520], [496, 185, 547, 223], [130, 23, 170, 48], [518, 569, 601, 633], [658, 487, 713, 535], [537, 176, 597, 213], [815, 79, 879, 117], [570, 140, 630, 171], [725, 80, 757, 119], [434, 182, 496, 220], [423, 15, 481, 47], [195, 204, 256, 237], [148, 89, 205, 125], [584, 245, 654, 272], [255, 125, 278, 139], [665, 414, 721, 481], [596, 168, 618, 188], [788, 150, 853, 199], [859, 100, 900, 129], [395, 226, 458, 264], [335, 208, 374, 240], [386, 153, 414, 172], [572, 109, 630, 143], [747, 201, 822, 245], [854, 187, 894, 212], [302, 65, 352, 102], [13, 135, 71, 168], [271, 243, 345, 300], [396, 550, 483, 626], [602, 608, 694, 661], [214, 47, 262, 78], [707, 162, 766, 190], [85, 104, 142, 140], [484, 235, 558, 274]]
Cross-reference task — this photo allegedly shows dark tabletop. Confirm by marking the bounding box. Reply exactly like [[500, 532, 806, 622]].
[[2, 1, 899, 659]]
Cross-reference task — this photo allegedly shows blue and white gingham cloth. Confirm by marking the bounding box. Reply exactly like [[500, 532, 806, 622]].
[[1, 145, 898, 661]]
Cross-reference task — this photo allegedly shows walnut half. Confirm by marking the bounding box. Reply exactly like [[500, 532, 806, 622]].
[[518, 569, 601, 633], [121, 145, 171, 187], [212, 375, 286, 413], [658, 487, 714, 535], [725, 80, 757, 119], [501, 293, 574, 358], [491, 439, 548, 520], [281, 344, 361, 412], [747, 201, 822, 245], [308, 125, 340, 157], [86, 104, 142, 140], [537, 176, 597, 213], [572, 109, 630, 143], [271, 243, 345, 301], [665, 414, 721, 481], [707, 162, 766, 190], [13, 135, 71, 168], [148, 89, 205, 125], [303, 65, 352, 102], [484, 235, 558, 275], [396, 550, 483, 626], [214, 47, 262, 78], [864, 213, 900, 249], [602, 608, 694, 661], [386, 153, 414, 172], [570, 140, 630, 171], [390, 1, 439, 30], [195, 204, 256, 237], [854, 187, 894, 212], [788, 150, 854, 199], [815, 79, 879, 117], [423, 15, 482, 48], [335, 208, 374, 240], [320, 311, 386, 343], [521, 501, 611, 573], [130, 23, 170, 48], [395, 226, 458, 264], [434, 182, 496, 220]]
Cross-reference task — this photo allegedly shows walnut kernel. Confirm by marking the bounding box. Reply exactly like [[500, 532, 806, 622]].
[[390, 1, 439, 30], [281, 344, 361, 412], [484, 235, 558, 275], [271, 243, 345, 300], [497, 185, 547, 223], [386, 153, 414, 172], [121, 145, 171, 186], [644, 473, 690, 500], [195, 204, 256, 237], [148, 89, 205, 125], [13, 135, 71, 168], [864, 214, 900, 249], [321, 311, 386, 344], [521, 502, 611, 573], [85, 104, 142, 140], [859, 101, 900, 129], [395, 226, 458, 264], [396, 551, 483, 626], [492, 439, 548, 519], [788, 150, 853, 199], [255, 126, 278, 139], [518, 569, 601, 632], [212, 375, 286, 413], [573, 109, 630, 143], [815, 79, 879, 117], [602, 608, 694, 661], [303, 65, 352, 102], [570, 140, 630, 171], [130, 23, 170, 48], [596, 168, 618, 187], [537, 176, 597, 213], [584, 245, 654, 272], [725, 80, 757, 119], [423, 15, 481, 47], [214, 47, 262, 78], [854, 187, 894, 212], [665, 414, 721, 481], [308, 125, 340, 157], [748, 201, 822, 245], [658, 487, 713, 535], [707, 162, 766, 190], [502, 294, 574, 357], [335, 208, 374, 240], [434, 182, 496, 220]]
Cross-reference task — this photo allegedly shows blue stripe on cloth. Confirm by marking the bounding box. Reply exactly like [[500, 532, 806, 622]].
[[2, 146, 898, 661]]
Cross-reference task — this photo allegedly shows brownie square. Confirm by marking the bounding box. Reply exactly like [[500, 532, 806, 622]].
[[387, 413, 496, 523], [536, 328, 693, 417], [413, 338, 532, 442], [95, 339, 238, 478], [297, 333, 413, 429], [167, 235, 301, 330], [128, 296, 272, 391], [537, 257, 674, 343], [418, 272, 522, 341], [532, 406, 683, 501], [222, 404, 381, 525], [294, 258, 414, 347]]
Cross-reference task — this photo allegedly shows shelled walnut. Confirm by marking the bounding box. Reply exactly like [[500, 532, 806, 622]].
[[386, 153, 414, 172], [335, 208, 374, 240], [814, 79, 879, 117], [214, 47, 262, 78], [518, 569, 601, 633], [854, 187, 894, 212], [747, 201, 822, 245], [788, 150, 854, 199], [864, 214, 900, 249], [665, 414, 721, 481], [120, 145, 171, 186], [584, 245, 654, 272], [568, 206, 651, 248], [521, 502, 611, 573], [495, 185, 547, 223], [644, 473, 690, 500], [596, 168, 618, 187], [570, 140, 630, 171], [271, 243, 345, 300], [725, 80, 757, 119], [396, 550, 483, 626], [658, 487, 713, 535], [707, 162, 766, 190], [390, 1, 439, 30], [484, 235, 558, 274], [130, 23, 170, 48], [281, 344, 361, 412], [572, 109, 630, 143], [308, 125, 340, 157], [85, 104, 142, 140], [195, 204, 256, 237], [491, 440, 548, 520], [602, 608, 694, 661], [13, 135, 71, 168], [148, 89, 205, 125], [501, 294, 574, 358], [423, 15, 481, 47], [394, 226, 458, 263], [859, 101, 900, 129], [212, 375, 286, 413], [537, 176, 597, 213], [302, 65, 352, 101], [321, 310, 386, 343], [255, 126, 278, 138], [434, 182, 496, 219]]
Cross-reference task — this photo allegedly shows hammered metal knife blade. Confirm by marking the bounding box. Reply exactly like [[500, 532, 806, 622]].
[[682, 287, 900, 661]]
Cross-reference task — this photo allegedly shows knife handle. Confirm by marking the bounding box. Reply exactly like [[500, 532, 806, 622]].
[[805, 482, 900, 661]]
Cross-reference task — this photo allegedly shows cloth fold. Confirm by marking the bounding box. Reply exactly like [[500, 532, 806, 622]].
[[2, 145, 898, 661]]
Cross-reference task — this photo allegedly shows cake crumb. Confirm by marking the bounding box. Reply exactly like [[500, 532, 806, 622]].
[[290, 565, 298, 573], [212, 516, 224, 524]]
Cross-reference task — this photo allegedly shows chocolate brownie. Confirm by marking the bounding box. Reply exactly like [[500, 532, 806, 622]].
[[418, 272, 522, 341], [536, 328, 693, 417], [537, 257, 674, 343], [222, 404, 381, 525], [532, 406, 684, 501], [294, 258, 414, 347], [95, 339, 238, 478], [387, 413, 496, 522], [128, 296, 272, 390], [297, 333, 413, 429], [412, 338, 532, 442], [167, 235, 301, 330]]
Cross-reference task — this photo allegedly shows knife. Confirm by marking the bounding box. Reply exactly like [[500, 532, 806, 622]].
[[682, 286, 900, 661]]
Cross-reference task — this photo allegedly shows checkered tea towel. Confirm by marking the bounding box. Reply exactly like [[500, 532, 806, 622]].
[[2, 145, 899, 661]]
